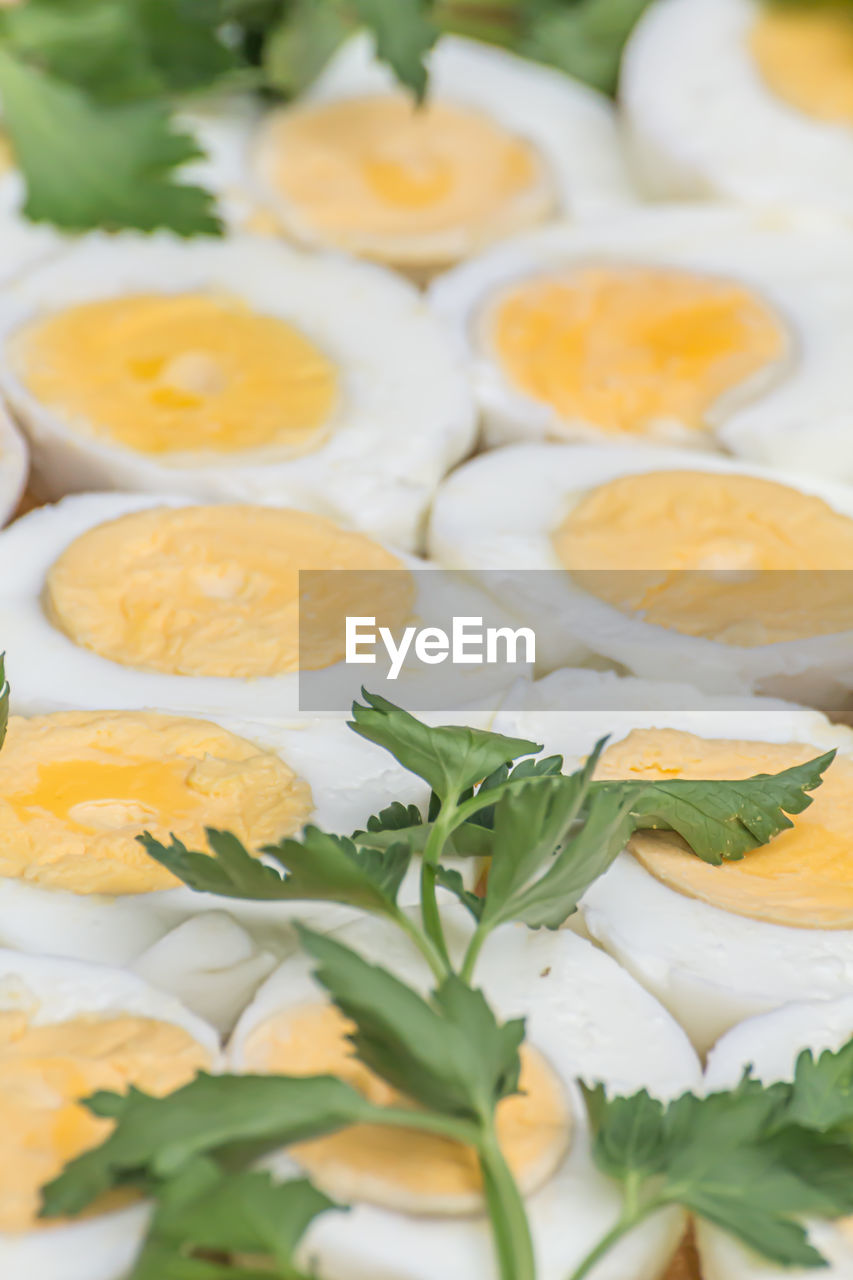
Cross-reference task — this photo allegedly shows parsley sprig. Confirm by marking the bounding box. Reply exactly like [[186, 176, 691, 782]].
[[30, 686, 844, 1279]]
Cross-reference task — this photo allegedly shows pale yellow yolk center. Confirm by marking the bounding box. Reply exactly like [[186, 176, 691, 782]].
[[265, 95, 550, 241], [597, 728, 853, 928], [244, 1003, 570, 1214], [0, 711, 312, 894], [752, 7, 853, 125], [488, 266, 787, 436], [0, 1010, 209, 1231], [12, 293, 338, 456], [46, 505, 414, 679], [553, 470, 853, 644]]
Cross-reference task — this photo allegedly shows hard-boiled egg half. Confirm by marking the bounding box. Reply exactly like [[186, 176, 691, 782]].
[[428, 444, 853, 705], [622, 0, 853, 215], [0, 490, 528, 718], [700, 995, 853, 1278], [228, 906, 700, 1280], [0, 948, 220, 1280], [495, 667, 853, 1056], [0, 233, 475, 552], [428, 205, 853, 462], [0, 696, 430, 977], [250, 33, 634, 278]]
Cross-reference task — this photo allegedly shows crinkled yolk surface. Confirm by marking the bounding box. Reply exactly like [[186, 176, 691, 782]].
[[488, 266, 787, 436], [0, 711, 312, 894], [243, 1003, 571, 1214], [265, 95, 551, 243], [597, 728, 853, 928], [12, 293, 338, 456], [0, 1010, 209, 1231], [46, 505, 413, 678], [752, 7, 853, 125], [553, 470, 853, 644]]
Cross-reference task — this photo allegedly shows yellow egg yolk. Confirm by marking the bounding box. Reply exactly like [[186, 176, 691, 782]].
[[12, 293, 338, 456], [0, 711, 312, 894], [263, 95, 553, 246], [243, 1003, 570, 1215], [553, 470, 853, 644], [596, 728, 853, 928], [46, 505, 414, 678], [487, 266, 787, 436], [0, 1009, 209, 1231], [752, 6, 853, 125]]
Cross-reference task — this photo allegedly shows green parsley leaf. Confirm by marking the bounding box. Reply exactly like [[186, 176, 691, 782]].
[[785, 1039, 853, 1135], [298, 925, 523, 1122], [603, 750, 835, 864], [349, 691, 541, 802], [0, 48, 222, 234], [520, 0, 653, 96], [349, 0, 439, 99], [434, 864, 485, 921], [263, 0, 352, 96], [139, 829, 292, 899]]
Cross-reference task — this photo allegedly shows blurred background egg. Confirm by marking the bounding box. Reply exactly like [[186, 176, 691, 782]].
[[0, 403, 28, 528], [0, 948, 219, 1280], [0, 233, 475, 552], [250, 33, 635, 278], [621, 0, 853, 215]]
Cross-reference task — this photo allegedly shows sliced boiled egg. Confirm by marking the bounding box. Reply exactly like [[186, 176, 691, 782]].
[[494, 667, 853, 1055], [428, 205, 853, 462], [0, 403, 28, 527], [0, 491, 527, 718], [699, 995, 853, 1278], [250, 33, 635, 277], [621, 0, 853, 215], [428, 444, 853, 705], [228, 905, 700, 1279], [0, 233, 475, 552], [0, 947, 219, 1280]]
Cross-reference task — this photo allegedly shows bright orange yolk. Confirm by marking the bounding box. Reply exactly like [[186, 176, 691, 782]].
[[243, 1003, 571, 1214], [46, 505, 414, 678], [488, 266, 787, 436], [263, 95, 552, 244], [553, 470, 853, 644], [752, 7, 853, 125], [597, 728, 853, 928], [0, 1010, 209, 1231], [12, 293, 338, 456], [0, 711, 312, 894]]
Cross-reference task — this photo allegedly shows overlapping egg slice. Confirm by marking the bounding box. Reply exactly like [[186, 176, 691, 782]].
[[621, 0, 853, 215], [428, 444, 853, 704], [495, 668, 853, 1055], [228, 905, 700, 1279], [249, 33, 634, 277], [0, 233, 475, 551], [0, 948, 220, 1280], [428, 205, 853, 466], [700, 995, 853, 1278]]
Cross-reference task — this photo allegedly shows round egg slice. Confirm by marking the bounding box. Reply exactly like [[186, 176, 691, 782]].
[[427, 205, 853, 461], [428, 443, 853, 705], [0, 491, 527, 718], [0, 947, 220, 1280], [0, 233, 475, 552], [0, 403, 28, 528], [229, 905, 700, 1279], [621, 0, 853, 215], [250, 32, 634, 278], [699, 996, 853, 1278], [494, 667, 853, 1056]]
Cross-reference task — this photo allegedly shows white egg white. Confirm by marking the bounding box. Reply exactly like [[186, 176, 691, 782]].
[[251, 32, 635, 272], [699, 996, 853, 1279], [0, 173, 63, 288], [427, 442, 853, 704], [0, 233, 476, 552], [0, 402, 28, 527], [428, 205, 853, 463], [621, 0, 853, 214], [228, 906, 700, 1280], [493, 668, 853, 1055], [0, 948, 221, 1280]]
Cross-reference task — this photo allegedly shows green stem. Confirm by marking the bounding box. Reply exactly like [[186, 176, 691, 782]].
[[420, 806, 455, 969], [460, 921, 489, 984], [478, 1120, 537, 1280], [369, 1105, 480, 1146], [566, 1196, 666, 1280], [392, 907, 451, 982]]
